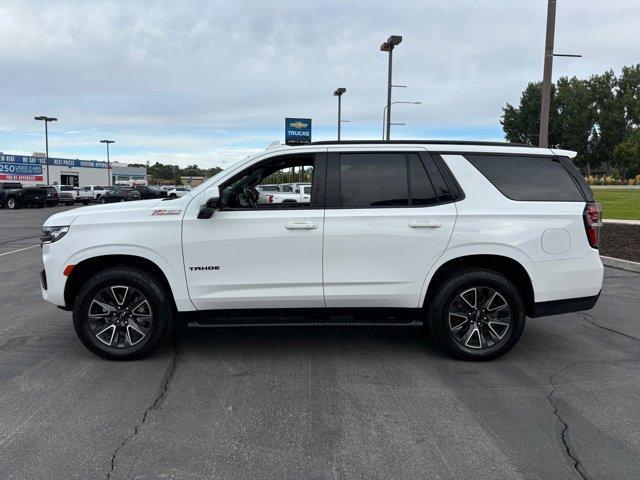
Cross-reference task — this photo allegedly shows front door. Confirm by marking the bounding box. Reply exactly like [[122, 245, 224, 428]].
[[323, 151, 457, 308], [182, 152, 325, 310]]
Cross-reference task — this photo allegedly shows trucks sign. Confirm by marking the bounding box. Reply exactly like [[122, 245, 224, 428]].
[[285, 118, 312, 145]]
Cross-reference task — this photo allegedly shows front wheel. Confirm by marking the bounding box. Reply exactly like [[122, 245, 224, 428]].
[[100, 198, 106, 204], [73, 267, 173, 360], [7, 198, 20, 209], [82, 201, 90, 205], [427, 269, 525, 361]]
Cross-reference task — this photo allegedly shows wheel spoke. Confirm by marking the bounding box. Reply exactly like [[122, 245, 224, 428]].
[[110, 286, 129, 306], [89, 299, 115, 317], [448, 313, 468, 331], [486, 291, 508, 312], [95, 325, 116, 346], [459, 288, 477, 310]]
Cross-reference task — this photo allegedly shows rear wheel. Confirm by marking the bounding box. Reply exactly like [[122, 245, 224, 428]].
[[73, 267, 173, 360], [427, 269, 525, 360]]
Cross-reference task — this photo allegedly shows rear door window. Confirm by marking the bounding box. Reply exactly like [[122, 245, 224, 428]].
[[464, 154, 584, 201], [408, 154, 438, 206], [338, 153, 409, 208]]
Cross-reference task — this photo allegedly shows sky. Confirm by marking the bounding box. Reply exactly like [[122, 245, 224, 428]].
[[0, 0, 639, 169]]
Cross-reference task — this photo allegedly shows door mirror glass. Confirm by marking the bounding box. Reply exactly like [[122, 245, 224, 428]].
[[198, 197, 219, 219]]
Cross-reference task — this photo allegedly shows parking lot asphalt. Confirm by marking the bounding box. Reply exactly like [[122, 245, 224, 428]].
[[1, 205, 639, 480]]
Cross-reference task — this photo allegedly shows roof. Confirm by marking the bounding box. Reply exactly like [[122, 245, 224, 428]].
[[310, 140, 531, 147]]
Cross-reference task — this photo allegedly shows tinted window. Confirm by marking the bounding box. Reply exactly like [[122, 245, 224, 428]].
[[339, 153, 408, 208], [465, 154, 584, 201], [423, 156, 454, 202], [408, 154, 438, 206]]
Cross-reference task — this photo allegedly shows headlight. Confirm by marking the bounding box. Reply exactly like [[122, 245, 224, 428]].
[[41, 226, 69, 244]]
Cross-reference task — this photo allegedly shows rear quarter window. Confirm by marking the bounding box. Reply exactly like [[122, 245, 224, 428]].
[[464, 154, 585, 202]]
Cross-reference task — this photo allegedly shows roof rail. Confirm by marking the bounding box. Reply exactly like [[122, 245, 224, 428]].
[[309, 139, 532, 147]]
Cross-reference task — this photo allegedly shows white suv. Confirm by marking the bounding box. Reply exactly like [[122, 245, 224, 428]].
[[40, 141, 603, 360]]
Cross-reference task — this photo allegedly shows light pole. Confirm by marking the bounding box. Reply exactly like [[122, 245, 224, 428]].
[[380, 35, 402, 141], [538, 0, 582, 147], [34, 115, 57, 185], [382, 101, 420, 139], [334, 87, 347, 140], [100, 140, 115, 186]]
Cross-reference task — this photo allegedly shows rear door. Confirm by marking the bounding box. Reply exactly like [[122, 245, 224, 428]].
[[323, 150, 457, 308]]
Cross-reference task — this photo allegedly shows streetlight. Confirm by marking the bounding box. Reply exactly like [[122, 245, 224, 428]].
[[100, 140, 115, 186], [380, 35, 402, 141], [34, 115, 57, 185], [333, 87, 347, 140], [382, 101, 420, 139], [538, 0, 582, 148]]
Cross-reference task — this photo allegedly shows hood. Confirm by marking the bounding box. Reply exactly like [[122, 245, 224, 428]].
[[42, 197, 184, 227]]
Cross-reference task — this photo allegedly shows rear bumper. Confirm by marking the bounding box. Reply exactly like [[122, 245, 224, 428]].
[[531, 292, 600, 318]]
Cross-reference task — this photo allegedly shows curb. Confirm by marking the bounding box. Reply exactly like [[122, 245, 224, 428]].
[[601, 256, 640, 273], [602, 219, 640, 225]]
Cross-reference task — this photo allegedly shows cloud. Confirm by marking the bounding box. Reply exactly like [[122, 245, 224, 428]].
[[0, 0, 638, 167]]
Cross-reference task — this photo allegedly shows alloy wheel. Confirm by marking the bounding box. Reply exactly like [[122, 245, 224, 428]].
[[447, 286, 512, 350], [87, 285, 153, 349]]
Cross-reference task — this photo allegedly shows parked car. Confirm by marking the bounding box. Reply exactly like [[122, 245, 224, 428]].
[[41, 140, 603, 361], [98, 186, 141, 203], [0, 182, 23, 209], [75, 187, 93, 205], [262, 184, 311, 204], [134, 185, 168, 199], [39, 186, 60, 206], [53, 186, 76, 205], [167, 187, 191, 198], [21, 187, 47, 208], [81, 185, 109, 202]]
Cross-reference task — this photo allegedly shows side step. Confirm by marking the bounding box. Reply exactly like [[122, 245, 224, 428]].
[[178, 308, 424, 328]]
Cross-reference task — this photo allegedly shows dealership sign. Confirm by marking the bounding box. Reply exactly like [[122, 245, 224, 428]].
[[0, 154, 108, 169], [285, 118, 312, 145], [0, 162, 44, 181]]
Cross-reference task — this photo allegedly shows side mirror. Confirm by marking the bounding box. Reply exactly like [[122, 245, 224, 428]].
[[198, 197, 219, 219]]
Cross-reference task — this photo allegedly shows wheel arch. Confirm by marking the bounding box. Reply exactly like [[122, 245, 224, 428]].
[[422, 254, 535, 317], [64, 254, 178, 311]]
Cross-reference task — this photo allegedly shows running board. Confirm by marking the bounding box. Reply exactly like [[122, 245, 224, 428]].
[[178, 308, 424, 328]]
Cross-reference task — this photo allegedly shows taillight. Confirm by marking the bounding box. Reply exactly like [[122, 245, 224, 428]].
[[583, 202, 602, 249], [268, 195, 273, 204]]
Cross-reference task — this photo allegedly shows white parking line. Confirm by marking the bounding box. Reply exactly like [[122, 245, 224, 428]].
[[0, 245, 39, 257]]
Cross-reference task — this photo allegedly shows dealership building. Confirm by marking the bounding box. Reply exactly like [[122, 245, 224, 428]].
[[0, 152, 147, 186]]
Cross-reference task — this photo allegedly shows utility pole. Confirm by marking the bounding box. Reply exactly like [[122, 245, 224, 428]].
[[34, 116, 57, 184], [538, 0, 556, 148], [333, 88, 346, 140], [100, 140, 115, 186], [380, 35, 402, 141]]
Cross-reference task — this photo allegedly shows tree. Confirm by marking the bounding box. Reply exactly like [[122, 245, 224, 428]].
[[501, 82, 562, 146], [589, 70, 626, 174], [613, 130, 640, 179], [554, 77, 597, 174]]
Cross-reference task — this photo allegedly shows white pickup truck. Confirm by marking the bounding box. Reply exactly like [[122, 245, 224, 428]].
[[81, 185, 109, 202], [263, 184, 311, 204]]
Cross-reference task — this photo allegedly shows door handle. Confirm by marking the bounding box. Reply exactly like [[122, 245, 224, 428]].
[[409, 220, 442, 229], [285, 222, 317, 230]]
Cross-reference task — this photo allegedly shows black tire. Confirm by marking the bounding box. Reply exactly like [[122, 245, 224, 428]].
[[426, 269, 525, 361], [72, 267, 173, 360], [82, 201, 90, 205], [99, 198, 106, 204], [7, 198, 21, 210]]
